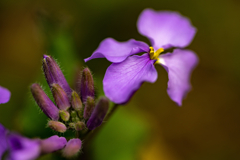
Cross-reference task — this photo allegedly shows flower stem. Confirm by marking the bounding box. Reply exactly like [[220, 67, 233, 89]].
[[104, 103, 119, 122]]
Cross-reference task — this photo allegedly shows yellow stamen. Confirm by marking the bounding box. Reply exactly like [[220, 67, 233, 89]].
[[149, 46, 164, 60], [154, 58, 160, 65], [154, 48, 164, 58], [149, 46, 155, 59]]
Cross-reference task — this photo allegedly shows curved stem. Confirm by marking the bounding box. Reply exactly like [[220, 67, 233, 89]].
[[104, 103, 119, 122]]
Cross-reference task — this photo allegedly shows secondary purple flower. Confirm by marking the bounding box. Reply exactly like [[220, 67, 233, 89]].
[[0, 86, 11, 104], [0, 124, 8, 159], [85, 8, 198, 106], [0, 124, 40, 160], [7, 134, 40, 160], [0, 123, 67, 160]]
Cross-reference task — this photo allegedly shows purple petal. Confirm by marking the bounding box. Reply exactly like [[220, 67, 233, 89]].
[[0, 86, 11, 104], [137, 8, 196, 50], [40, 135, 67, 154], [103, 53, 157, 104], [0, 124, 8, 159], [159, 49, 198, 106], [7, 134, 40, 160], [84, 38, 149, 63]]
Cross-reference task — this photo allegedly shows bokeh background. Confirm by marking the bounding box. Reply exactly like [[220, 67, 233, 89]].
[[0, 0, 240, 159]]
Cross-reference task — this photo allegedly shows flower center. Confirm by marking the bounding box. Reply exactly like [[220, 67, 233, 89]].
[[149, 47, 164, 61]]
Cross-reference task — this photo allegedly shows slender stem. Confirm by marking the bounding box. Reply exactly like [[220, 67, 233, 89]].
[[104, 103, 119, 122]]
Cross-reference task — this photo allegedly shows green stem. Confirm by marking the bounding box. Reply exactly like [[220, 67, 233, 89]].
[[104, 103, 119, 122]]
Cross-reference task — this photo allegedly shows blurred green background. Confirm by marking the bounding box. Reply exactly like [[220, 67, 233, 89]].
[[0, 0, 240, 159]]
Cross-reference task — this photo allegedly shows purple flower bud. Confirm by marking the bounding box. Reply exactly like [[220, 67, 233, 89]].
[[42, 55, 54, 88], [31, 83, 59, 120], [83, 96, 95, 120], [42, 55, 72, 97], [80, 68, 94, 102], [51, 83, 70, 110], [48, 121, 67, 133], [62, 139, 82, 158], [87, 97, 109, 130], [75, 121, 86, 131], [40, 135, 67, 154], [59, 110, 70, 121]]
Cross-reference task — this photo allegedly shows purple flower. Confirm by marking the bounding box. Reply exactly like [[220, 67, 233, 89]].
[[0, 124, 8, 159], [0, 124, 40, 160], [85, 8, 198, 106], [0, 123, 67, 160], [7, 134, 40, 160], [0, 86, 11, 104]]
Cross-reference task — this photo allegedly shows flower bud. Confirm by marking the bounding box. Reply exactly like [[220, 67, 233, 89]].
[[71, 111, 80, 122], [68, 123, 75, 129], [71, 91, 83, 118], [62, 139, 82, 158], [75, 121, 86, 131], [51, 83, 70, 110], [87, 97, 109, 130], [48, 121, 67, 133], [83, 96, 95, 120], [59, 110, 70, 122], [42, 55, 72, 97], [31, 83, 59, 120], [40, 135, 67, 154], [80, 68, 94, 102]]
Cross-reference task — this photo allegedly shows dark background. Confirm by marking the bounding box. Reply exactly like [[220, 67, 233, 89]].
[[0, 0, 240, 159]]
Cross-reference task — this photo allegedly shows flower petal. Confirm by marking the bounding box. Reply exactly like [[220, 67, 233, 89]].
[[158, 49, 198, 106], [8, 134, 40, 160], [0, 124, 8, 159], [0, 86, 11, 104], [103, 53, 157, 104], [137, 8, 196, 50], [84, 38, 149, 63]]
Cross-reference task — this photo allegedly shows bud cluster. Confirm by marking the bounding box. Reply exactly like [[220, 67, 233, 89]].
[[31, 55, 109, 158]]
